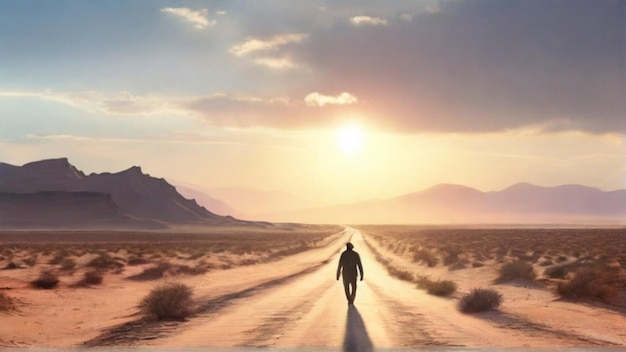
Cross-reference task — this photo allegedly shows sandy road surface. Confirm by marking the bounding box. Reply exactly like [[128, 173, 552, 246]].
[[124, 227, 623, 350]]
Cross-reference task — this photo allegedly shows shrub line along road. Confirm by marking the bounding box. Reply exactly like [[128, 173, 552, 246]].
[[87, 227, 621, 348]]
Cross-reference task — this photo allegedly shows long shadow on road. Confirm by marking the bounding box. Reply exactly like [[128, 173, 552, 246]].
[[343, 306, 374, 352]]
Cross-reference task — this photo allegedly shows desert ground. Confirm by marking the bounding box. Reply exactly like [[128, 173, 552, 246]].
[[0, 225, 625, 349]]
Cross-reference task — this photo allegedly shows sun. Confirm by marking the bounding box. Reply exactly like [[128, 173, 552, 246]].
[[337, 124, 365, 156]]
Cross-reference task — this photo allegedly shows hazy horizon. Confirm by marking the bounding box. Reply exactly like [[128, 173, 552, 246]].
[[1, 0, 624, 206]]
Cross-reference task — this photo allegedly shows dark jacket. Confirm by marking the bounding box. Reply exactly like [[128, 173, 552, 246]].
[[337, 249, 363, 281]]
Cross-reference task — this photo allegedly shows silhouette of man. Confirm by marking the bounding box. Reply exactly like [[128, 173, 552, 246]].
[[336, 242, 364, 305]]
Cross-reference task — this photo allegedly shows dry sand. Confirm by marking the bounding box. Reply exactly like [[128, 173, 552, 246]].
[[1, 227, 625, 349]]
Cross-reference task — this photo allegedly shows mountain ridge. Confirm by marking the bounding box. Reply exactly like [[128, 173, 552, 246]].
[[262, 182, 626, 225], [0, 158, 245, 228]]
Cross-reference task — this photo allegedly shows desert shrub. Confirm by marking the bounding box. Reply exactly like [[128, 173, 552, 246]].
[[459, 288, 503, 313], [139, 282, 193, 320], [417, 278, 457, 297], [443, 247, 461, 266], [495, 260, 536, 283], [88, 253, 123, 270], [556, 255, 568, 263], [557, 267, 621, 304], [127, 256, 150, 266], [128, 263, 172, 281], [59, 258, 77, 271], [80, 270, 104, 286], [0, 291, 13, 311], [2, 262, 20, 270], [413, 249, 438, 267], [472, 261, 484, 268], [23, 256, 38, 267], [543, 260, 587, 279], [387, 267, 414, 282], [31, 271, 60, 289]]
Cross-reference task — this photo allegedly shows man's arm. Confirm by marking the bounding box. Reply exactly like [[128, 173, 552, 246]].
[[357, 253, 364, 281], [336, 253, 344, 280]]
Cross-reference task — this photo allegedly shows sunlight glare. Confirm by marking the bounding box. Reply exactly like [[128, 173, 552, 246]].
[[337, 124, 365, 156]]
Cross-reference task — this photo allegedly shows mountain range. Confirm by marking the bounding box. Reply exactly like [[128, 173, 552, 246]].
[[1, 158, 624, 227], [259, 183, 626, 225], [0, 158, 243, 229]]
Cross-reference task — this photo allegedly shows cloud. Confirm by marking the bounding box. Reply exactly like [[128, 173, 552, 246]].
[[161, 7, 215, 29], [253, 57, 298, 69], [0, 90, 188, 116], [229, 33, 307, 56], [292, 0, 625, 134], [304, 92, 358, 107], [350, 16, 388, 26]]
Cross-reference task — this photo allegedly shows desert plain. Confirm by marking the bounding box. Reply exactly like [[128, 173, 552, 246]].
[[0, 225, 625, 349]]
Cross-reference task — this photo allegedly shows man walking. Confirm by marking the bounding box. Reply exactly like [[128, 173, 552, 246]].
[[336, 242, 364, 305]]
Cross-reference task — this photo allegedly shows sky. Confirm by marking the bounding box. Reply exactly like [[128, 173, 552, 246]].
[[0, 0, 624, 205]]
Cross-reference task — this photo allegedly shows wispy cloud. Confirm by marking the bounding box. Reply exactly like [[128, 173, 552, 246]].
[[350, 16, 388, 26], [0, 90, 188, 116], [304, 92, 357, 107], [229, 33, 307, 57], [253, 57, 298, 69], [161, 7, 215, 29]]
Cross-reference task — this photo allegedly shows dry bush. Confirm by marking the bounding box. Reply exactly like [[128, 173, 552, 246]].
[[387, 267, 415, 282], [88, 253, 123, 270], [59, 258, 77, 271], [413, 249, 438, 267], [74, 270, 104, 287], [2, 262, 20, 270], [417, 277, 457, 297], [128, 263, 172, 281], [31, 271, 60, 289], [557, 267, 622, 304], [127, 256, 150, 266], [472, 261, 485, 268], [23, 256, 38, 267], [495, 260, 536, 283], [543, 260, 588, 279], [0, 291, 13, 311], [459, 288, 503, 313], [139, 282, 193, 320]]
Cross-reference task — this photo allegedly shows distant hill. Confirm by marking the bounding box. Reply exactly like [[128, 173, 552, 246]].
[[264, 183, 626, 225], [174, 184, 247, 219], [0, 158, 244, 229]]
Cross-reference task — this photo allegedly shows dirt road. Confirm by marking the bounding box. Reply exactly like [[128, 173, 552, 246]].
[[130, 227, 623, 349]]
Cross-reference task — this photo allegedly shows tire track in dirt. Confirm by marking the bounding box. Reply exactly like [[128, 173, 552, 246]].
[[367, 281, 459, 347], [83, 252, 338, 346], [481, 311, 622, 347], [237, 279, 335, 347]]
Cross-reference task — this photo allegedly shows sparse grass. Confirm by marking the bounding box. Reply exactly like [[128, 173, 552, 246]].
[[88, 253, 124, 270], [417, 277, 457, 297], [31, 271, 60, 289], [139, 282, 193, 320], [459, 288, 503, 313], [495, 260, 536, 283], [0, 291, 13, 311]]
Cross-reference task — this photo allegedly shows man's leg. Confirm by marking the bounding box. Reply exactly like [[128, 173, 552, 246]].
[[343, 277, 352, 303], [349, 279, 357, 304]]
